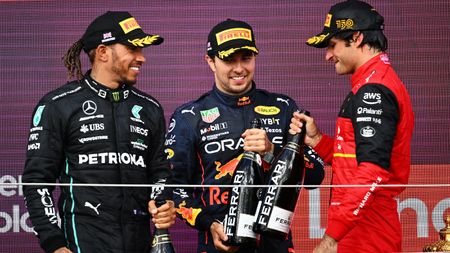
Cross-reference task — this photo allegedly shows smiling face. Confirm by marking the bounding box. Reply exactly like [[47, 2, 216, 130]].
[[325, 37, 360, 75], [206, 50, 256, 96], [108, 43, 146, 86]]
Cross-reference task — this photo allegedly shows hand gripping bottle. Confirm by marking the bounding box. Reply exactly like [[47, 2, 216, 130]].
[[223, 118, 264, 246], [253, 110, 309, 239], [150, 200, 176, 253]]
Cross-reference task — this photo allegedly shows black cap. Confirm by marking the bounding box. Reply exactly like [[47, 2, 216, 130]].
[[306, 0, 384, 48], [207, 19, 259, 60], [81, 11, 163, 53]]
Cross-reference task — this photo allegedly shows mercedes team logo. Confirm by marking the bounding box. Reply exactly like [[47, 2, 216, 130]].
[[82, 100, 97, 115]]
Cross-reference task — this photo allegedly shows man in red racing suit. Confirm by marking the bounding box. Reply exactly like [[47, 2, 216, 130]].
[[291, 1, 414, 252]]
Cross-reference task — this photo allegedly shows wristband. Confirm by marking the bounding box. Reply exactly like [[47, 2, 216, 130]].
[[263, 152, 275, 164]]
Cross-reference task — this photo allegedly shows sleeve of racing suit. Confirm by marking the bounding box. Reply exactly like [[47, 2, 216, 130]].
[[166, 112, 214, 231], [148, 106, 173, 201], [325, 84, 400, 241], [22, 100, 67, 253], [312, 134, 334, 164], [303, 147, 325, 189]]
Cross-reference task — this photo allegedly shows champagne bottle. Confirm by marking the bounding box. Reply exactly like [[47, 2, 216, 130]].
[[253, 110, 309, 239], [223, 118, 264, 246], [149, 200, 176, 253]]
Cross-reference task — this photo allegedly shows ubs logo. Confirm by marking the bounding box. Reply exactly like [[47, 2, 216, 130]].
[[82, 100, 97, 115]]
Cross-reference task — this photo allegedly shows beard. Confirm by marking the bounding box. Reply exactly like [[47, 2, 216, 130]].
[[111, 49, 137, 86]]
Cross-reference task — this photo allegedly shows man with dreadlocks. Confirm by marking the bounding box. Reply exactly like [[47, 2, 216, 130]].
[[22, 11, 176, 253]]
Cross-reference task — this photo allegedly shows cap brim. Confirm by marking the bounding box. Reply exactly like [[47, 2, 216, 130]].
[[121, 33, 164, 48], [217, 46, 259, 59], [306, 32, 334, 48]]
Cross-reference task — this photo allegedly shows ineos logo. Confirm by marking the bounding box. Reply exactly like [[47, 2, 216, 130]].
[[82, 100, 97, 115]]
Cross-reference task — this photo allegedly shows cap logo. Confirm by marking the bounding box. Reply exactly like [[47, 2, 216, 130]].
[[306, 33, 329, 45], [129, 35, 162, 47], [324, 14, 332, 28], [119, 17, 141, 34], [216, 28, 252, 45], [336, 19, 354, 30], [102, 32, 115, 43], [218, 46, 258, 59]]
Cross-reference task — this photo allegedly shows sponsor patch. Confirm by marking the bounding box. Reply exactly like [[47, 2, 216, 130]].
[[33, 105, 45, 127], [165, 134, 176, 146], [200, 122, 228, 135], [132, 105, 143, 119], [79, 152, 146, 168], [254, 106, 280, 115], [168, 118, 176, 133], [82, 100, 97, 115], [324, 13, 332, 27], [216, 28, 252, 45], [200, 107, 220, 123], [360, 126, 376, 137], [165, 148, 174, 159], [119, 17, 141, 34], [237, 96, 251, 106], [336, 19, 354, 30], [78, 135, 108, 144]]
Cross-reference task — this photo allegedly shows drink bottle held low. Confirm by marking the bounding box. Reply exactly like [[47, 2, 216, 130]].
[[149, 200, 176, 253]]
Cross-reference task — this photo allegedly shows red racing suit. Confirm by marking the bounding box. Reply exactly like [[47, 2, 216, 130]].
[[314, 53, 414, 252]]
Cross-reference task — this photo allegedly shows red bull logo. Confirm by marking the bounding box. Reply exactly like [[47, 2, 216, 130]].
[[176, 201, 201, 226], [237, 96, 251, 106], [214, 154, 243, 179]]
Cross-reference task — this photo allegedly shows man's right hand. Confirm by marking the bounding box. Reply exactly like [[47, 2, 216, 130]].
[[210, 221, 238, 252], [290, 111, 322, 148], [53, 247, 73, 253]]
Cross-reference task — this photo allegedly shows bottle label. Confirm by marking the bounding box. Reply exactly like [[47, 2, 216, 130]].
[[255, 160, 287, 228], [236, 213, 258, 239], [152, 234, 172, 247], [224, 170, 245, 237], [266, 206, 293, 233]]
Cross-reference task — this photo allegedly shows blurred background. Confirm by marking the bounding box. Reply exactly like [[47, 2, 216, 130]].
[[0, 0, 449, 252]]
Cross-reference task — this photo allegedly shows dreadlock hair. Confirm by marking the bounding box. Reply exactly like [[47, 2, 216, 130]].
[[62, 39, 84, 80]]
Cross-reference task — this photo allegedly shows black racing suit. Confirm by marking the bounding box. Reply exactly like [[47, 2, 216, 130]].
[[23, 72, 172, 253], [166, 83, 324, 253]]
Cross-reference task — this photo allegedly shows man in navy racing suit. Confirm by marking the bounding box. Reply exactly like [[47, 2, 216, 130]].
[[166, 19, 324, 253]]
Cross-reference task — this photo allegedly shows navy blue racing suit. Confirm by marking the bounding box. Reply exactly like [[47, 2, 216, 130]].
[[166, 83, 324, 252]]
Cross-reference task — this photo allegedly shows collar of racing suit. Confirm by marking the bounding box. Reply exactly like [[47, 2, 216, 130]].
[[211, 81, 257, 108], [351, 53, 390, 90], [83, 70, 131, 102]]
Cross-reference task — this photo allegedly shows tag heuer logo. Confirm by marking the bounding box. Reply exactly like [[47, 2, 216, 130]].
[[200, 107, 220, 123]]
